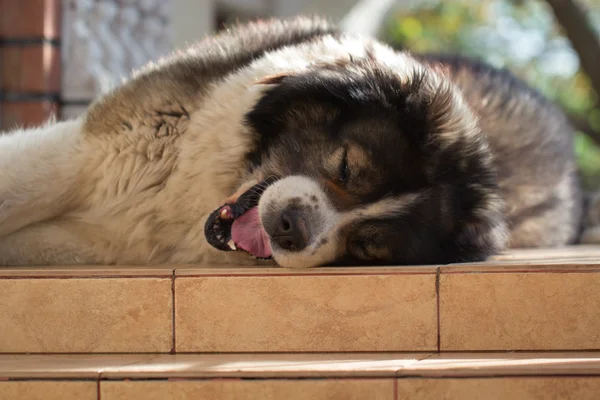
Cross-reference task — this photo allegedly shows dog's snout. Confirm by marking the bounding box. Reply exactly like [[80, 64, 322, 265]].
[[271, 210, 308, 252]]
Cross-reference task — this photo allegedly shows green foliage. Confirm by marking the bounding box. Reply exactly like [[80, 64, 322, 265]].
[[381, 0, 600, 189], [575, 134, 600, 188]]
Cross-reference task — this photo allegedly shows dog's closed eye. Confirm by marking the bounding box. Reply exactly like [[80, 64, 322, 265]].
[[338, 146, 350, 183], [325, 146, 349, 184]]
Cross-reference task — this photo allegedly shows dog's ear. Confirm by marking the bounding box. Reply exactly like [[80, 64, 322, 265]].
[[253, 73, 293, 86]]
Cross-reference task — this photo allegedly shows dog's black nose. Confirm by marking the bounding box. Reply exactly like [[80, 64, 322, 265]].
[[271, 210, 308, 252]]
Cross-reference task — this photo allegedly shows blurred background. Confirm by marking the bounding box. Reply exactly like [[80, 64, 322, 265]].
[[0, 0, 599, 187]]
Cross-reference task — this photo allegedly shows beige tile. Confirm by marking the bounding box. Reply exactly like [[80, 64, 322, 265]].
[[0, 265, 173, 277], [175, 266, 278, 276], [441, 259, 600, 274], [491, 245, 600, 261], [102, 353, 431, 378], [174, 265, 438, 276], [101, 379, 394, 400], [442, 245, 600, 273], [401, 353, 600, 377], [439, 272, 600, 350], [176, 274, 437, 352], [0, 278, 173, 352], [0, 381, 96, 400], [396, 378, 600, 400], [0, 354, 157, 379]]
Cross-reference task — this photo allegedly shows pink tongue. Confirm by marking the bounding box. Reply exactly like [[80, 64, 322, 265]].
[[231, 207, 272, 258]]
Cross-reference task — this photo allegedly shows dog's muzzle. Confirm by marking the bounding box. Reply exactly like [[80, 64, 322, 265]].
[[204, 176, 277, 253]]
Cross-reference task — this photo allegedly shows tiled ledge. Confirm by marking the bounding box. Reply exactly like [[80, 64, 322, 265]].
[[3, 352, 600, 379], [1, 246, 600, 353], [2, 353, 600, 400]]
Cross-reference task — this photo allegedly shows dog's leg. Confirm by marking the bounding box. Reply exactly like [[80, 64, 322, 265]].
[[0, 222, 97, 266], [0, 118, 84, 237]]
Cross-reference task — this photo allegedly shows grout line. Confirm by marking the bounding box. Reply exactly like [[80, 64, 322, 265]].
[[5, 374, 600, 382], [440, 268, 600, 275], [4, 349, 600, 356], [171, 273, 176, 354], [174, 271, 437, 278], [394, 373, 600, 379], [436, 267, 441, 353], [0, 352, 174, 356], [6, 266, 600, 280], [0, 275, 173, 280], [1, 378, 97, 382], [408, 349, 600, 353], [393, 377, 398, 400], [97, 379, 101, 400], [82, 376, 403, 382]]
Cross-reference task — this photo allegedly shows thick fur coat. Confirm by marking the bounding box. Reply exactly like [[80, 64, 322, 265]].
[[0, 17, 593, 267]]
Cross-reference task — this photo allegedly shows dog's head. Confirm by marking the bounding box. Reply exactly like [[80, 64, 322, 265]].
[[205, 54, 507, 267]]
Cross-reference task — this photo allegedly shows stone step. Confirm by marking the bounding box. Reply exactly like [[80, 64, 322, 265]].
[[1, 246, 600, 354], [1, 353, 600, 399]]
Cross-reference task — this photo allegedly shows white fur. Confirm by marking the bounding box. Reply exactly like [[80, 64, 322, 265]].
[[0, 118, 84, 237]]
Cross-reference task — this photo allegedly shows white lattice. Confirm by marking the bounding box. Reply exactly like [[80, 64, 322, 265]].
[[61, 0, 172, 101]]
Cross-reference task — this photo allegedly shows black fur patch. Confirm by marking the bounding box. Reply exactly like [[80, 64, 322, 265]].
[[246, 58, 507, 265]]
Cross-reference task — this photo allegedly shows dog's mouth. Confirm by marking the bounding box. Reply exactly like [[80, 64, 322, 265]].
[[204, 177, 277, 259]]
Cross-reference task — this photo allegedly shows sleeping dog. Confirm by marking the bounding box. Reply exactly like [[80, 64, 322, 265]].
[[0, 17, 593, 267]]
